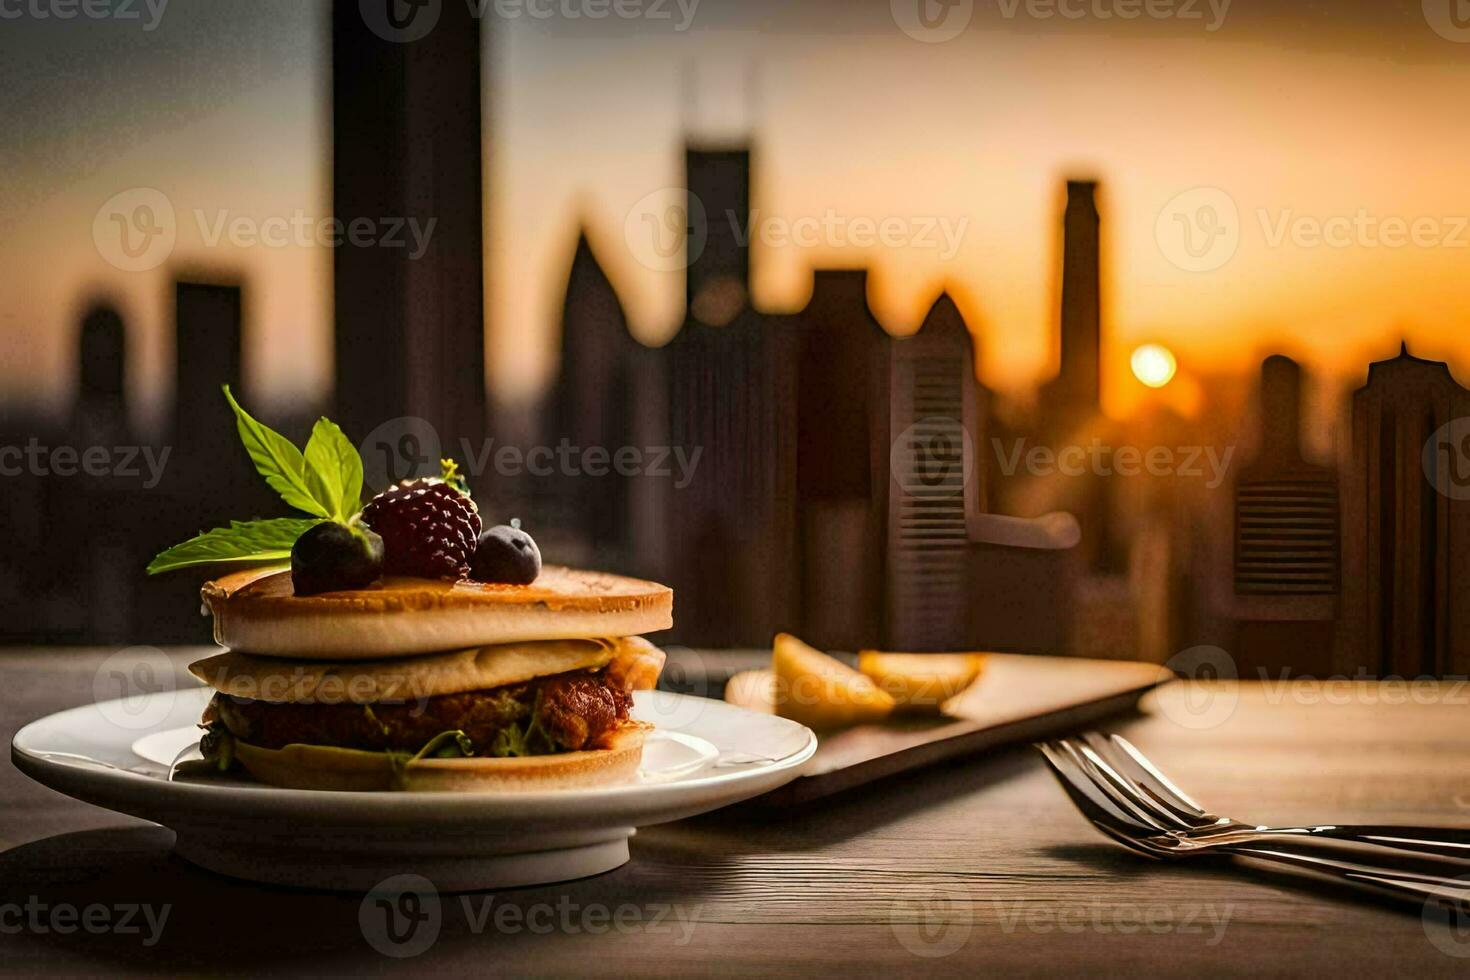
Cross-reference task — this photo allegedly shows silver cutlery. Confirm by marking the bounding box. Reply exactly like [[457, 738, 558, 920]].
[[1038, 731, 1470, 910]]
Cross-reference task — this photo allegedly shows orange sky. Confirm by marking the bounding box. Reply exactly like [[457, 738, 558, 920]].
[[4, 1, 1470, 433]]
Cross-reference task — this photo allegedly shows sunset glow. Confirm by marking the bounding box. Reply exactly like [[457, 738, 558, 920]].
[[1130, 345, 1177, 389], [5, 3, 1470, 432]]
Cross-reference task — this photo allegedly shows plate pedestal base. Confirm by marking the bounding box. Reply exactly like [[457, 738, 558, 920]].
[[13, 689, 817, 893], [173, 829, 634, 892]]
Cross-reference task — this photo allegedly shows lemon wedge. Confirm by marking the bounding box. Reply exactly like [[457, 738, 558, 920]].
[[857, 651, 986, 712], [771, 633, 896, 730]]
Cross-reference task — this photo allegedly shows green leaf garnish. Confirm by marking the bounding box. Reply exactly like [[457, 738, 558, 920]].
[[304, 416, 364, 522], [440, 458, 470, 496], [430, 731, 477, 759], [489, 713, 552, 757], [490, 722, 530, 758], [146, 518, 324, 575], [222, 385, 331, 519], [388, 730, 476, 788], [149, 388, 370, 577]]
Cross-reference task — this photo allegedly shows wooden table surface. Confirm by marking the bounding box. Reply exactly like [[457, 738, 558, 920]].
[[3, 647, 1470, 977]]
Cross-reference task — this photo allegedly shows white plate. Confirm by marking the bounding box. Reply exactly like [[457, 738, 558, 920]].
[[11, 688, 816, 891]]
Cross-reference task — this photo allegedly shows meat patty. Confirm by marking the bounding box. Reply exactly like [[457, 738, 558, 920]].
[[209, 669, 632, 755], [536, 673, 626, 751]]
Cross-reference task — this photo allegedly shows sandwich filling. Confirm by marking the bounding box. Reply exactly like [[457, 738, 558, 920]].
[[200, 666, 633, 766], [192, 636, 665, 772]]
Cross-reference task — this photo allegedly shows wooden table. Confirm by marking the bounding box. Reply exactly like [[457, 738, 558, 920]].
[[3, 648, 1469, 976]]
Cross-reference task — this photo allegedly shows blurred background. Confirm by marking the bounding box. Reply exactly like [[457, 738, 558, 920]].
[[4, 0, 1470, 680]]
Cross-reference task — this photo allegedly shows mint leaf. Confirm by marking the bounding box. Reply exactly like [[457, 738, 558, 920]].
[[440, 458, 471, 496], [304, 416, 364, 521], [222, 385, 330, 518], [146, 518, 323, 575]]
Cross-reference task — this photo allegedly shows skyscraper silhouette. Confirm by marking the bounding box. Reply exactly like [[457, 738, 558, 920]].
[[884, 292, 987, 649], [71, 303, 129, 449], [332, 0, 487, 468], [1338, 344, 1470, 677], [685, 147, 751, 327], [794, 269, 887, 648], [1042, 180, 1102, 422], [547, 231, 667, 568], [56, 302, 136, 641], [1232, 355, 1339, 674], [1032, 179, 1114, 571], [174, 283, 243, 474], [659, 141, 804, 643]]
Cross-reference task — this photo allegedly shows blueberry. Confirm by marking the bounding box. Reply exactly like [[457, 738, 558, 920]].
[[471, 524, 542, 585], [291, 522, 384, 596]]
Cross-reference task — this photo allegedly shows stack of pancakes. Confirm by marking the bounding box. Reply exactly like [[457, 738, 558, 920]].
[[189, 566, 672, 791]]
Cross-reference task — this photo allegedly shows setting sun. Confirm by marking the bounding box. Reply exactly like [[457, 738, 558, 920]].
[[1130, 344, 1178, 388]]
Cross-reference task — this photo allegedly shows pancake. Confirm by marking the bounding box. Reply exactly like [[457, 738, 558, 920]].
[[201, 565, 674, 659], [189, 636, 665, 704], [229, 725, 650, 792]]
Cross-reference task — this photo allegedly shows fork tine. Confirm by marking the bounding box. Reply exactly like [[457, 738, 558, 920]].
[[1079, 731, 1189, 826], [1056, 738, 1177, 832], [1107, 734, 1217, 820], [1079, 732, 1206, 829], [1034, 742, 1165, 859], [1040, 739, 1470, 903]]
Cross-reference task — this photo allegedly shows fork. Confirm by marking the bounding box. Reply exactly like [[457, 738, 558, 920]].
[[1038, 732, 1470, 909]]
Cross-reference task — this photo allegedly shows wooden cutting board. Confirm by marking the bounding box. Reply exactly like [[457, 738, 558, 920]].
[[677, 651, 1174, 806]]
